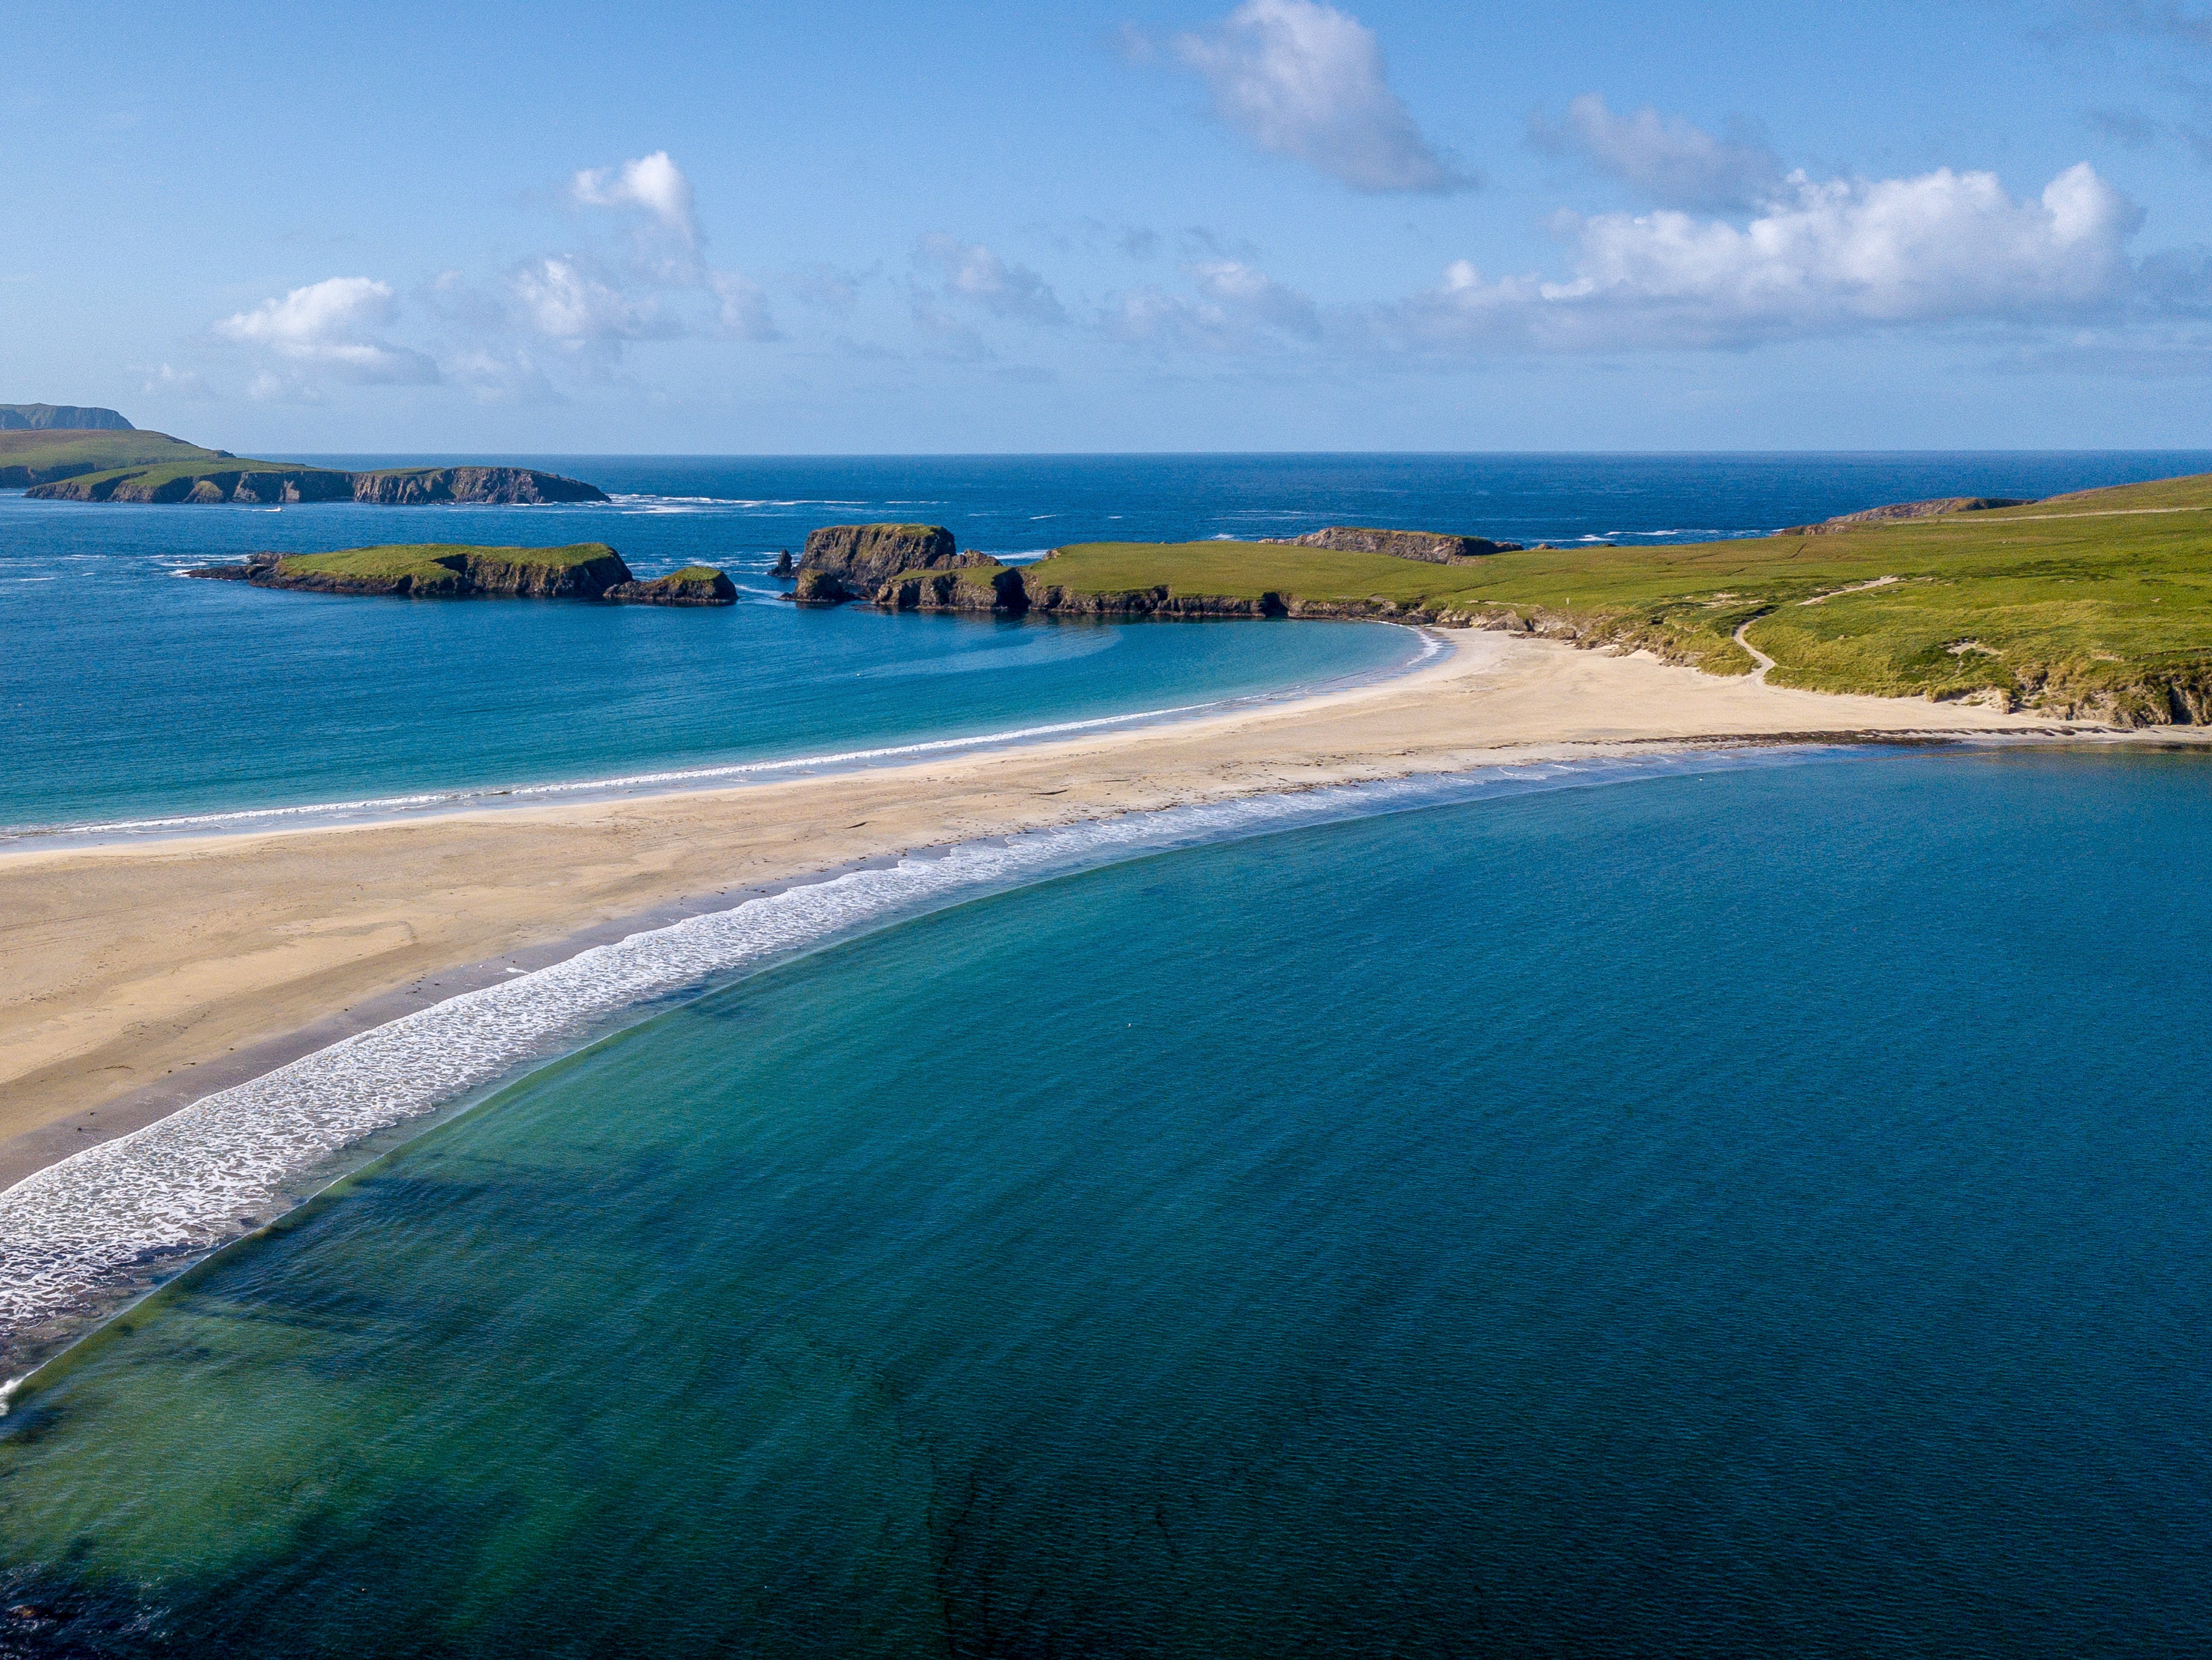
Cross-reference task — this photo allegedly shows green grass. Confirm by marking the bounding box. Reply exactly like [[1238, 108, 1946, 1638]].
[[66, 457, 343, 491], [280, 544, 619, 578], [0, 429, 222, 486], [1030, 475, 2212, 721], [884, 558, 1007, 587], [663, 564, 726, 582]]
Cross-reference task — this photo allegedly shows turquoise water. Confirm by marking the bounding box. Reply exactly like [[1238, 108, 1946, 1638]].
[[5, 749, 2210, 1656], [7, 451, 2205, 835]]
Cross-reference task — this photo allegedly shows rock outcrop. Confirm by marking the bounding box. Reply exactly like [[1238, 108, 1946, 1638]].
[[771, 550, 795, 578], [604, 566, 739, 605], [793, 523, 960, 601], [1780, 497, 2027, 536], [790, 569, 849, 606], [1291, 526, 1521, 562], [875, 564, 1028, 613], [0, 404, 134, 431]]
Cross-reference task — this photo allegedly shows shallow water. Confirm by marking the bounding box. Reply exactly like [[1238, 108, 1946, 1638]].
[[5, 451, 2203, 835], [5, 749, 2209, 1656]]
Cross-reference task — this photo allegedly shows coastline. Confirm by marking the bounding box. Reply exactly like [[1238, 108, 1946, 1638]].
[[0, 622, 1442, 853], [2, 629, 2199, 1191]]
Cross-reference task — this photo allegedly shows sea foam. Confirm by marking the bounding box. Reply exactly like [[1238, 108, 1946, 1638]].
[[0, 750, 1825, 1370]]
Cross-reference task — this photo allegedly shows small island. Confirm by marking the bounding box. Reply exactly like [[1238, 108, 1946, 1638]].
[[188, 545, 735, 605]]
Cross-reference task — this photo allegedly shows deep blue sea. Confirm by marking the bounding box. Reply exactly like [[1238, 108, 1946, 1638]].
[[4, 456, 2210, 1656], [5, 750, 2211, 1656], [4, 451, 2205, 835]]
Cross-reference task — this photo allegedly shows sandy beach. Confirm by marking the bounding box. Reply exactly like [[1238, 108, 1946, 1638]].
[[0, 630, 2191, 1187]]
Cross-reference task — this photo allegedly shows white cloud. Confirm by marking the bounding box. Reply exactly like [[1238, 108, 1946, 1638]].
[[1530, 95, 1784, 211], [1188, 259, 1322, 337], [135, 362, 213, 401], [1105, 260, 1322, 350], [1386, 162, 2145, 352], [917, 235, 1067, 325], [509, 256, 681, 345], [215, 276, 439, 384], [562, 153, 780, 344], [571, 151, 698, 243], [444, 348, 561, 404], [1168, 0, 1472, 193], [710, 270, 783, 341]]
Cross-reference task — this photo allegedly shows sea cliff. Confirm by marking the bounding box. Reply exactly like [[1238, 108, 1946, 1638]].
[[32, 462, 606, 506]]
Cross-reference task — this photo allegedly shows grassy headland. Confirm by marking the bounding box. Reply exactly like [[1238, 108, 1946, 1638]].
[[1026, 474, 2212, 724], [0, 430, 228, 488], [7, 430, 606, 504]]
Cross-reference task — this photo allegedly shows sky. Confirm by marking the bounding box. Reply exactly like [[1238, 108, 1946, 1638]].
[[4, 0, 2210, 453]]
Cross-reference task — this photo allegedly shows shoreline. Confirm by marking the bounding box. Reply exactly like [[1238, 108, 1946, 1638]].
[[3, 631, 2203, 1195], [0, 622, 1442, 853], [4, 754, 1821, 1361]]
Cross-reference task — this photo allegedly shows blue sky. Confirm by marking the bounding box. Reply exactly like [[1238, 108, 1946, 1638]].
[[5, 0, 2209, 452]]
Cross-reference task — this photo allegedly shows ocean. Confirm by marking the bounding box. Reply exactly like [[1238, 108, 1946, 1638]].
[[4, 454, 2210, 1655], [4, 750, 2210, 1656], [4, 450, 2206, 838]]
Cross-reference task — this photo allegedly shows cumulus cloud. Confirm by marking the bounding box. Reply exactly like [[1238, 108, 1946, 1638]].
[[564, 151, 780, 343], [1105, 259, 1322, 350], [1530, 95, 1784, 211], [1383, 162, 2146, 352], [1188, 258, 1322, 337], [1165, 0, 1472, 193], [509, 256, 680, 345], [216, 276, 439, 383], [444, 347, 561, 404], [917, 235, 1067, 325], [709, 270, 783, 341], [571, 150, 698, 243]]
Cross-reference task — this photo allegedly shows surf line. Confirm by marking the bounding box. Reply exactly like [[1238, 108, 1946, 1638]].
[[0, 745, 1839, 1386]]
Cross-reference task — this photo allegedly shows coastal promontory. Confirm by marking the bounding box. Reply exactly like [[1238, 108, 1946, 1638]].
[[2, 424, 607, 504]]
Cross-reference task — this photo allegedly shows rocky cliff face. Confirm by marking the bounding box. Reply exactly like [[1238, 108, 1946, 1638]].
[[349, 467, 609, 505], [26, 461, 607, 505], [605, 567, 739, 606], [0, 404, 134, 431], [875, 566, 1028, 613], [794, 524, 960, 601], [36, 468, 353, 504], [1290, 527, 1520, 562]]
